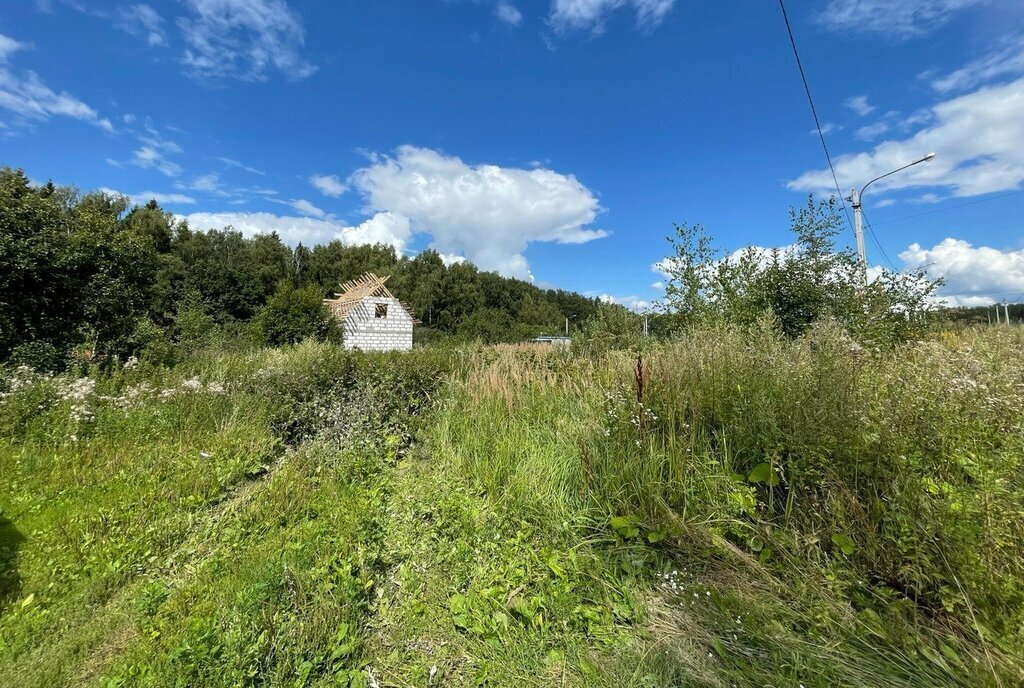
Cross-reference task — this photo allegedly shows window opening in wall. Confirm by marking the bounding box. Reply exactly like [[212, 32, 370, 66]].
[[375, 302, 388, 318]]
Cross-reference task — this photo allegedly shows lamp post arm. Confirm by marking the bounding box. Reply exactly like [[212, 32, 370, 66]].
[[859, 153, 936, 201]]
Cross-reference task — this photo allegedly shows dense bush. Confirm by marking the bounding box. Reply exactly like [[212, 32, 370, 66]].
[[659, 197, 941, 345]]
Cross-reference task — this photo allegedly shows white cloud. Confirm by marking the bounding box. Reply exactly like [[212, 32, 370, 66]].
[[439, 252, 467, 267], [179, 210, 412, 251], [651, 280, 664, 289], [814, 122, 838, 136], [129, 145, 183, 176], [899, 238, 1024, 305], [550, 0, 676, 34], [817, 0, 990, 39], [289, 198, 325, 218], [0, 33, 114, 132], [598, 293, 651, 311], [927, 34, 1024, 93], [855, 121, 889, 140], [309, 173, 347, 197], [0, 34, 25, 63], [189, 173, 221, 192], [99, 187, 196, 205], [118, 4, 168, 47], [177, 0, 316, 81], [495, 1, 523, 26], [844, 95, 875, 117], [788, 78, 1024, 199], [106, 120, 184, 176], [348, 145, 607, 280], [217, 156, 265, 175]]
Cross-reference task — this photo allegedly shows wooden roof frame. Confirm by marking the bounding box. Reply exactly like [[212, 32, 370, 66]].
[[324, 272, 420, 323]]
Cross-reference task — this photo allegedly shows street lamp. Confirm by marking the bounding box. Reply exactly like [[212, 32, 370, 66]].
[[849, 152, 936, 284]]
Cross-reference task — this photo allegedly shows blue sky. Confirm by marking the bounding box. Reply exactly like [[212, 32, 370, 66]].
[[2, 0, 1023, 308]]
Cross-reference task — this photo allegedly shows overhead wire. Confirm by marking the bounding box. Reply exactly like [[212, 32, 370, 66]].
[[776, 0, 854, 232], [860, 207, 898, 271], [868, 189, 1024, 227]]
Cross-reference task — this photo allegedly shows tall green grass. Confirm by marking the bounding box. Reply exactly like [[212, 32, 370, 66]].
[[434, 324, 1024, 684], [1, 328, 1021, 686]]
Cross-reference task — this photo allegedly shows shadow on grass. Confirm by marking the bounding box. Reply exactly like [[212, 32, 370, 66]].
[[0, 513, 25, 615]]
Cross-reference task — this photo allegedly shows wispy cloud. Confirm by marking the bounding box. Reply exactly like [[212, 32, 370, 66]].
[[789, 78, 1024, 199], [117, 4, 168, 47], [816, 0, 991, 39], [289, 198, 326, 218], [0, 32, 113, 132], [925, 33, 1024, 93], [495, 1, 523, 27], [844, 95, 875, 117], [217, 156, 265, 175], [177, 0, 316, 81], [549, 0, 676, 35]]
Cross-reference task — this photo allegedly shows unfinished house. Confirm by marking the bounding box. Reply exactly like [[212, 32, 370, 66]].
[[323, 272, 416, 351]]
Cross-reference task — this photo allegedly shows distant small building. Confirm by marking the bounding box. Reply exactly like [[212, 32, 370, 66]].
[[531, 335, 572, 346], [324, 272, 416, 351]]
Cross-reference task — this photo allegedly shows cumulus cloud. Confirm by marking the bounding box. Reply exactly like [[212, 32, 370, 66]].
[[0, 33, 114, 132], [899, 238, 1024, 306], [788, 78, 1024, 199], [438, 252, 467, 267], [598, 293, 652, 311], [816, 0, 990, 39], [348, 145, 607, 280], [180, 210, 413, 252], [309, 173, 347, 197], [550, 0, 676, 34], [495, 1, 523, 26], [177, 0, 316, 81], [117, 4, 168, 47]]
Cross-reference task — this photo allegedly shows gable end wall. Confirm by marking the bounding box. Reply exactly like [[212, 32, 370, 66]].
[[342, 296, 413, 351]]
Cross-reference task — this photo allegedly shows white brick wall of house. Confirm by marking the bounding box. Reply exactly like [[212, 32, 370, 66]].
[[341, 296, 414, 351]]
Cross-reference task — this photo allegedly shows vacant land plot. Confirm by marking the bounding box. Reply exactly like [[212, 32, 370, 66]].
[[1, 326, 1022, 686]]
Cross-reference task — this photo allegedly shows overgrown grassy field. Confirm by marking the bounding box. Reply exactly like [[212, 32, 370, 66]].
[[1, 324, 1022, 686]]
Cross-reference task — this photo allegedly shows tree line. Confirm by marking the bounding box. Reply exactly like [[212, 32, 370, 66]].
[[0, 168, 617, 370]]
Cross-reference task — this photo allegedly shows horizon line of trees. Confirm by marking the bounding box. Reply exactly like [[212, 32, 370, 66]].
[[0, 167, 626, 370], [1, 167, 998, 371]]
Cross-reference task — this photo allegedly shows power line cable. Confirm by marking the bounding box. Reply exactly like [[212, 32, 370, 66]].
[[869, 189, 1024, 226], [860, 207, 898, 271], [776, 0, 854, 232]]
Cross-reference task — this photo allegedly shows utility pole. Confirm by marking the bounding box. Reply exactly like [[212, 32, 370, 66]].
[[565, 317, 568, 336], [850, 188, 868, 286], [643, 314, 649, 337], [1005, 302, 1011, 325], [848, 153, 936, 287]]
